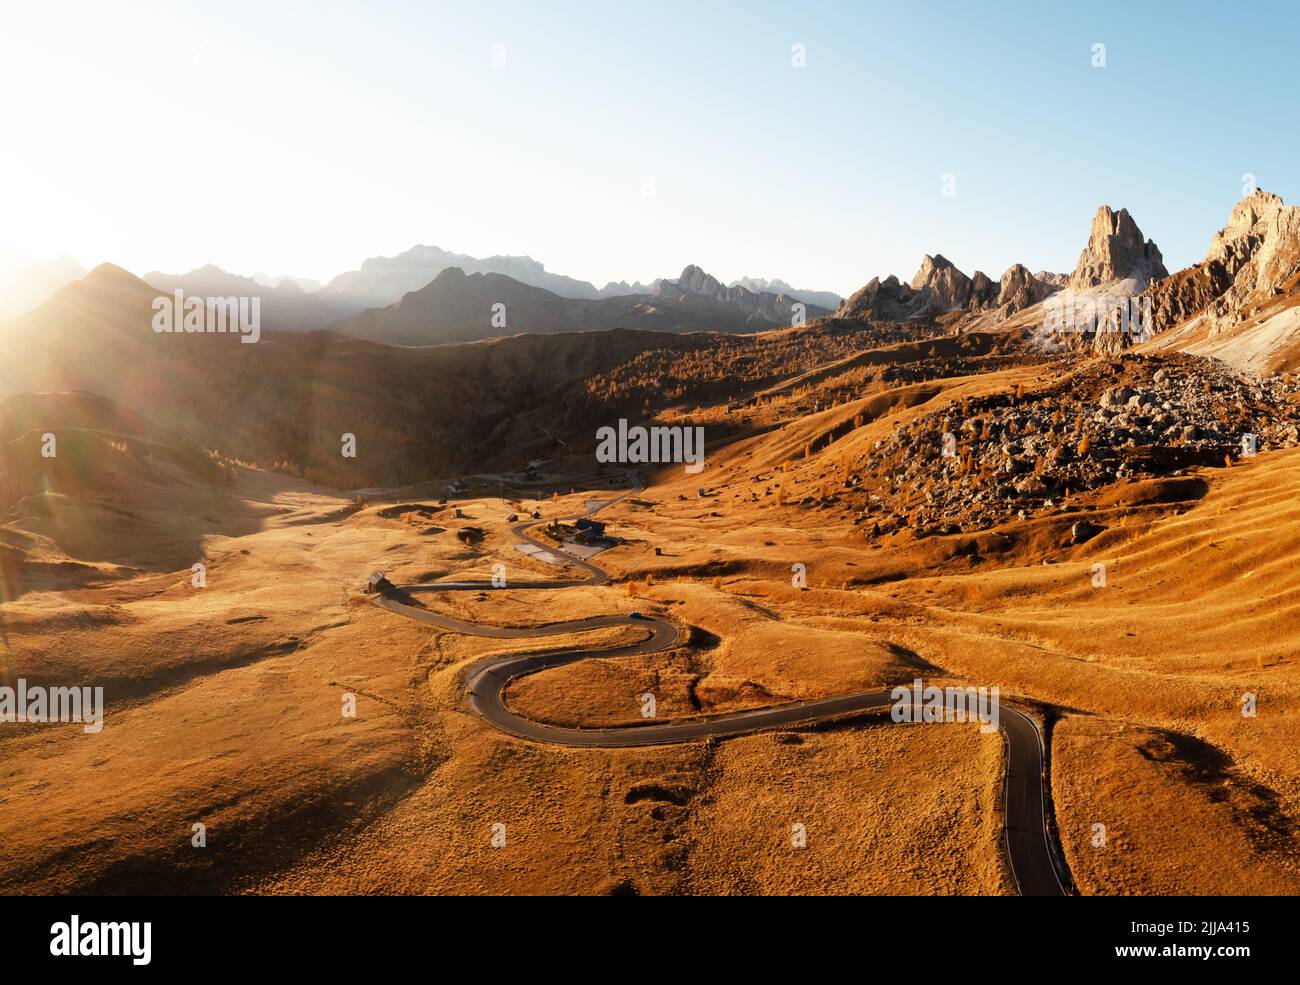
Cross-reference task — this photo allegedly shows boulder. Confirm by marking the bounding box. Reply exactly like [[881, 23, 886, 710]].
[[1071, 520, 1105, 544]]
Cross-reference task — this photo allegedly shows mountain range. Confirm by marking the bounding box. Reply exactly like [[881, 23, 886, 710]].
[[332, 264, 831, 345], [1, 189, 1299, 544], [143, 264, 364, 332], [313, 243, 845, 310], [9, 192, 1300, 370], [133, 248, 838, 340], [317, 244, 613, 305], [0, 263, 683, 487], [836, 203, 1166, 328]]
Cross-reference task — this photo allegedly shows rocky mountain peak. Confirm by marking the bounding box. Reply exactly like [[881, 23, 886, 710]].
[[998, 263, 1052, 315], [1069, 205, 1168, 290], [674, 264, 729, 297], [909, 253, 957, 290], [968, 270, 999, 310], [658, 264, 830, 325], [1205, 189, 1299, 290], [910, 253, 973, 311], [1143, 189, 1300, 343]]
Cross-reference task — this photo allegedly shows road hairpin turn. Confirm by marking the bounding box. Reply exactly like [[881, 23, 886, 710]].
[[371, 479, 1070, 896]]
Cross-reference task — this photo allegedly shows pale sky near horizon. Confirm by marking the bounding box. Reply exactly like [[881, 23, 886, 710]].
[[1, 0, 1296, 296]]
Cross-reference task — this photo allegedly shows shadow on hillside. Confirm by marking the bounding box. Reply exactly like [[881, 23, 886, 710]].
[[1137, 727, 1295, 851]]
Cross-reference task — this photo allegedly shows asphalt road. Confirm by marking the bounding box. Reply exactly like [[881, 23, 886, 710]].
[[371, 482, 1069, 896]]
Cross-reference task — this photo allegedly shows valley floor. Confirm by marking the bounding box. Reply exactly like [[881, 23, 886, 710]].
[[2, 423, 1298, 894]]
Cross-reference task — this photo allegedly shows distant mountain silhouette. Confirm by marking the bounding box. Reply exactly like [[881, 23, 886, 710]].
[[251, 272, 323, 293], [330, 265, 818, 345], [0, 250, 87, 319], [729, 276, 842, 311], [316, 243, 835, 318], [658, 266, 832, 324], [144, 264, 364, 332], [319, 244, 606, 305]]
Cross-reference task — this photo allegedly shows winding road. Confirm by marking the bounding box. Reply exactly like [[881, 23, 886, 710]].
[[371, 480, 1070, 897]]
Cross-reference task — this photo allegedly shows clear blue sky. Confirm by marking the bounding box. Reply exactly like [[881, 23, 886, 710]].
[[1, 0, 1295, 295]]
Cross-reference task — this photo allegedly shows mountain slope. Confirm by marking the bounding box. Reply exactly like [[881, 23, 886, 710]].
[[332, 267, 591, 344], [0, 389, 236, 593], [0, 265, 705, 487]]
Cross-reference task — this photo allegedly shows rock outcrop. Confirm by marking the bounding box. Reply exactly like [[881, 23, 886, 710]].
[[968, 270, 1000, 310], [840, 257, 1060, 323], [910, 254, 973, 311], [998, 263, 1051, 315], [598, 279, 658, 297], [1137, 190, 1300, 350], [837, 274, 919, 321], [856, 353, 1300, 533], [1068, 206, 1168, 290], [1180, 191, 1299, 332]]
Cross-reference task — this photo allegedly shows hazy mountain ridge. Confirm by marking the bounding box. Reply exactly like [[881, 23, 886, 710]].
[[0, 251, 87, 319], [730, 275, 842, 310], [656, 265, 833, 324], [318, 244, 607, 304], [330, 263, 819, 345], [252, 272, 324, 293], [143, 264, 365, 332], [18, 246, 835, 340]]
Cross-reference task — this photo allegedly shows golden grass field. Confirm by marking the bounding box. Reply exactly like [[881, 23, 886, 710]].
[[3, 362, 1298, 895]]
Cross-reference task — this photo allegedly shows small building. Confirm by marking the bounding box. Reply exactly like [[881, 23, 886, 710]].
[[366, 572, 392, 594], [574, 518, 606, 544]]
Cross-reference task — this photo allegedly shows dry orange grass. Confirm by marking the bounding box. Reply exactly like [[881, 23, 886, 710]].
[[4, 375, 1300, 894]]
